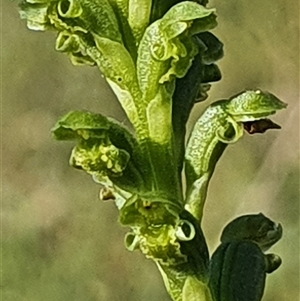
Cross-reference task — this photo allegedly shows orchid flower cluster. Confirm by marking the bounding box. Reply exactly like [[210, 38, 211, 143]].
[[19, 0, 286, 300]]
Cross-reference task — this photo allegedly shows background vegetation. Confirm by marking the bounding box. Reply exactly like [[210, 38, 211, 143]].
[[2, 0, 299, 300]]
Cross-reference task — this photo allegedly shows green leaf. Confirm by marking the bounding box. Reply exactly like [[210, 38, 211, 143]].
[[52, 111, 146, 192], [184, 90, 287, 221]]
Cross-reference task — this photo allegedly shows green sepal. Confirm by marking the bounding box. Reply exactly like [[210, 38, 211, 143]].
[[76, 0, 122, 42], [52, 110, 146, 192], [220, 213, 283, 252], [209, 214, 283, 301], [224, 90, 288, 121], [201, 64, 222, 83], [92, 37, 139, 96], [150, 0, 210, 24]]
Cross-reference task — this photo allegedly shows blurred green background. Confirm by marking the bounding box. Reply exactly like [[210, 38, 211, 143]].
[[2, 0, 299, 300]]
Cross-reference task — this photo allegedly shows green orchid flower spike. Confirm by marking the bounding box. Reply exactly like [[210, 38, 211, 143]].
[[19, 0, 287, 300]]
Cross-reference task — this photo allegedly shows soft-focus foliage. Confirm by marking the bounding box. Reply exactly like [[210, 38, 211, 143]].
[[3, 0, 299, 300]]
